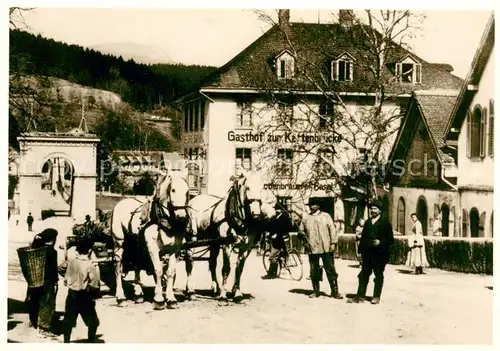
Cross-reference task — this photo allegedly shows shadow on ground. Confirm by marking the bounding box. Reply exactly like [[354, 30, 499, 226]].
[[396, 269, 414, 275], [8, 298, 28, 316]]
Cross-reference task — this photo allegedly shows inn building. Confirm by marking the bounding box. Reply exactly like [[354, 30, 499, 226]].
[[177, 9, 463, 229]]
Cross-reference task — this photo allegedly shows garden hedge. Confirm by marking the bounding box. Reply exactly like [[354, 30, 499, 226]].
[[290, 234, 493, 275]]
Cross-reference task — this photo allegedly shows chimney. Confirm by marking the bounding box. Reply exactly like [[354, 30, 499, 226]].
[[339, 10, 354, 28], [278, 9, 290, 28]]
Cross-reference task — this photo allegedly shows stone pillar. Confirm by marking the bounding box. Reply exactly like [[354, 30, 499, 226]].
[[19, 175, 42, 221], [71, 175, 97, 223]]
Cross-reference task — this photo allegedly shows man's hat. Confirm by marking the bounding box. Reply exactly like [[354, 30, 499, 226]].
[[369, 199, 383, 210]]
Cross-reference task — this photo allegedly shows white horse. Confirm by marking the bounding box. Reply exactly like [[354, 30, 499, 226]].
[[185, 172, 264, 302], [109, 170, 190, 309]]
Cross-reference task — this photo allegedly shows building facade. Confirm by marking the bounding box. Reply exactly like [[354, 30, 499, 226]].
[[178, 10, 463, 226], [387, 90, 461, 237], [444, 14, 495, 238]]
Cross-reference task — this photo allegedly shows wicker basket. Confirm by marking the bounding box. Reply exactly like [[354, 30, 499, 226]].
[[17, 246, 47, 288]]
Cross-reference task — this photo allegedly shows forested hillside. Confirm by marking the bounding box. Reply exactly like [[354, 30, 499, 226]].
[[10, 29, 217, 110]]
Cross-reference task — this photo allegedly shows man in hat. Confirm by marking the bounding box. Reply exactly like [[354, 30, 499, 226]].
[[262, 201, 293, 279], [298, 198, 343, 299], [353, 199, 394, 304]]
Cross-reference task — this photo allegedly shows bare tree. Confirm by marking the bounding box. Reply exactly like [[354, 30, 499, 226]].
[[9, 7, 56, 148], [249, 10, 425, 204]]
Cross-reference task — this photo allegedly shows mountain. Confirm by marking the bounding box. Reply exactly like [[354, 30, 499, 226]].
[[90, 42, 175, 65]]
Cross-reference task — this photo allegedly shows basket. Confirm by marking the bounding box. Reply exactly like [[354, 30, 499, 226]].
[[17, 246, 47, 288]]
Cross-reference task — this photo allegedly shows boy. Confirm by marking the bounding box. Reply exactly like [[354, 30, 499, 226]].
[[63, 238, 101, 343]]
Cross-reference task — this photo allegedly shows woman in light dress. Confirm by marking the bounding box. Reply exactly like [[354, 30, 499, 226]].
[[406, 213, 429, 274]]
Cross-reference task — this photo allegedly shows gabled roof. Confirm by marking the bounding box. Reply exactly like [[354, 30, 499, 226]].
[[387, 89, 459, 178], [445, 14, 495, 140], [182, 21, 463, 98]]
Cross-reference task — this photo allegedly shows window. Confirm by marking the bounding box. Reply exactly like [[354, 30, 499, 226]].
[[337, 60, 352, 81], [467, 106, 486, 158], [319, 101, 335, 129], [470, 207, 480, 238], [331, 53, 355, 82], [316, 148, 335, 177], [194, 101, 199, 131], [277, 53, 295, 80], [277, 148, 293, 178], [235, 148, 252, 175], [200, 100, 206, 130], [396, 62, 421, 84], [277, 102, 294, 125], [188, 148, 199, 160], [276, 196, 292, 213], [488, 99, 494, 157], [236, 101, 253, 128], [184, 105, 189, 132], [189, 103, 194, 132], [462, 209, 469, 237], [397, 197, 406, 235]]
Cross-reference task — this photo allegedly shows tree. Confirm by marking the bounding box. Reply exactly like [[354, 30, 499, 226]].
[[250, 10, 425, 205], [9, 7, 55, 150]]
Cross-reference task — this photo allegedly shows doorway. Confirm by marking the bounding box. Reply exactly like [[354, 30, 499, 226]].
[[441, 203, 450, 237], [416, 196, 428, 236]]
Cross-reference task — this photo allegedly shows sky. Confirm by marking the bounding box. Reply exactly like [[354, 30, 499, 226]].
[[16, 6, 493, 79]]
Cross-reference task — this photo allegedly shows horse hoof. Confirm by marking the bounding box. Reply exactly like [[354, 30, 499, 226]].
[[167, 301, 178, 309], [217, 298, 229, 306], [134, 296, 144, 304], [153, 301, 165, 310], [116, 299, 126, 308], [233, 295, 244, 304], [186, 293, 197, 301]]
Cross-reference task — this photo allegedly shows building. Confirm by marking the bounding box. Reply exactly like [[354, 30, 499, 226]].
[[386, 90, 460, 237], [111, 150, 192, 192], [444, 14, 494, 238], [177, 9, 463, 225]]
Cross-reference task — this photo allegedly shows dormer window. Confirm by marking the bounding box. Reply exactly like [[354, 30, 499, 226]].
[[276, 50, 295, 80], [396, 55, 421, 84], [332, 52, 355, 82]]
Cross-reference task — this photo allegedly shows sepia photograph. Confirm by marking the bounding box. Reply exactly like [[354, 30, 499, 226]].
[[6, 4, 495, 345]]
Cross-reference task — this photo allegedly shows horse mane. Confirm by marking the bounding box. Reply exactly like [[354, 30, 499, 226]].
[[224, 184, 247, 235]]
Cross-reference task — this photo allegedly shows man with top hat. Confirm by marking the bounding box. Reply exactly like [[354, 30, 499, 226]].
[[352, 199, 394, 304], [262, 201, 293, 279], [298, 197, 343, 299]]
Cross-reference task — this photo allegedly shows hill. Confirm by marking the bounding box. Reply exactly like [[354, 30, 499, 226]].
[[90, 42, 175, 65], [9, 29, 217, 111]]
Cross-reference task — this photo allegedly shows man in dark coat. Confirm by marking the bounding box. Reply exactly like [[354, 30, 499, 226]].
[[353, 200, 394, 304], [27, 212, 34, 232], [262, 202, 293, 279]]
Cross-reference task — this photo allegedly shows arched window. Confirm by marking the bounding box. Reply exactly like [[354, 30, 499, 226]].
[[397, 197, 406, 234], [441, 203, 450, 237], [479, 212, 486, 237], [416, 196, 428, 236], [462, 209, 469, 237], [470, 208, 480, 238], [467, 105, 486, 158]]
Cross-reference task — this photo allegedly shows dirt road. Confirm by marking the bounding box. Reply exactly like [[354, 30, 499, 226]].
[[7, 218, 493, 344]]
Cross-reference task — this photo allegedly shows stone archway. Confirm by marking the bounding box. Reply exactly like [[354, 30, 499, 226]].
[[40, 155, 75, 216], [17, 131, 100, 222], [416, 196, 428, 236]]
